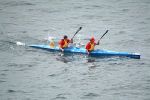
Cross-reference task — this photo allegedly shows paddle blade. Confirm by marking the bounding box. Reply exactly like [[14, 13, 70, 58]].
[[75, 27, 82, 34], [79, 27, 82, 30], [72, 27, 82, 39], [100, 30, 109, 40]]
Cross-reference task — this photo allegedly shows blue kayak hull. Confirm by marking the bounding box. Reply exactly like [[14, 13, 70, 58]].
[[29, 44, 140, 59]]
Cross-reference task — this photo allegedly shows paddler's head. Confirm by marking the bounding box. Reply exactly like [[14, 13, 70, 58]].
[[64, 35, 68, 40], [90, 37, 95, 43]]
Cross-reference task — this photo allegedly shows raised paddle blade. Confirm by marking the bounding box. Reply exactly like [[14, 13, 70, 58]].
[[100, 30, 109, 40], [97, 30, 109, 44], [71, 27, 82, 39]]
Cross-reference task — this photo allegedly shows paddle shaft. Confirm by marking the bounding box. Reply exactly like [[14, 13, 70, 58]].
[[98, 30, 109, 43], [71, 27, 82, 39]]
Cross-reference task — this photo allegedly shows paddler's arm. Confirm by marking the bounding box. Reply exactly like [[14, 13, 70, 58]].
[[95, 41, 100, 45], [96, 40, 100, 45], [59, 40, 64, 52], [85, 42, 90, 55]]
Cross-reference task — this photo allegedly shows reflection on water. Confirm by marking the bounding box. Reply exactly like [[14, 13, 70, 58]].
[[55, 52, 128, 63], [55, 53, 74, 63], [55, 52, 124, 70], [55, 52, 97, 64]]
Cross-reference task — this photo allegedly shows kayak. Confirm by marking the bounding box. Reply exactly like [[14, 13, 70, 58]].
[[29, 44, 140, 59]]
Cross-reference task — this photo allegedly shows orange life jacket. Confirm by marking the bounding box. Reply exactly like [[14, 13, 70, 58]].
[[59, 39, 70, 48], [89, 42, 95, 51], [62, 39, 68, 48]]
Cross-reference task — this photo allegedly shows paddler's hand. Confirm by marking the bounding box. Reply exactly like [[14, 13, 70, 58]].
[[70, 39, 73, 43], [97, 41, 100, 45], [60, 48, 64, 52]]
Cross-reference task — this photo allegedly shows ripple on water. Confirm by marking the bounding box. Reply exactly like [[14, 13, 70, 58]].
[[52, 93, 69, 100], [0, 80, 6, 83], [6, 62, 35, 72], [121, 8, 130, 12], [7, 89, 31, 94], [48, 74, 57, 77], [7, 89, 16, 93], [7, 63, 33, 68], [81, 93, 100, 99], [51, 86, 60, 89], [2, 1, 35, 7]]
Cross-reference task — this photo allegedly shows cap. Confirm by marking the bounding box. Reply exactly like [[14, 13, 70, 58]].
[[64, 35, 68, 39]]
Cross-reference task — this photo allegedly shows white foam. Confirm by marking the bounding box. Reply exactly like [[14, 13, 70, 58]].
[[16, 41, 25, 46]]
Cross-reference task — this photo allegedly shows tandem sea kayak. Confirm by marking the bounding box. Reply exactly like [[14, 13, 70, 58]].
[[29, 44, 140, 59]]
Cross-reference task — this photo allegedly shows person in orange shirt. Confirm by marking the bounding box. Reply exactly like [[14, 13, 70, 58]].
[[59, 35, 73, 51], [85, 37, 99, 54]]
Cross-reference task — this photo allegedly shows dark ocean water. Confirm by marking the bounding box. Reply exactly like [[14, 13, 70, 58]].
[[0, 0, 150, 100]]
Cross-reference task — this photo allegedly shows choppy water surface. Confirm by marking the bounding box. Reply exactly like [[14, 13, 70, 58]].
[[0, 0, 150, 100]]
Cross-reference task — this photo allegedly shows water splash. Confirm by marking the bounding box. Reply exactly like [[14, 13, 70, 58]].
[[16, 41, 25, 46]]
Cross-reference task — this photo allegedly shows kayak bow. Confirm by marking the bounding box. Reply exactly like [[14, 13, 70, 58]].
[[29, 44, 140, 59]]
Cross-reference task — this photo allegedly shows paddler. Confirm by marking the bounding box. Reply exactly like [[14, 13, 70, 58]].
[[59, 35, 73, 51], [49, 38, 55, 48], [85, 37, 99, 54]]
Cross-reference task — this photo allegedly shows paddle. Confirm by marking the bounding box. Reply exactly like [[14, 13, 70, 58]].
[[71, 27, 82, 40], [98, 30, 109, 43]]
